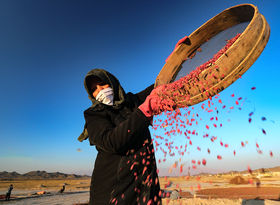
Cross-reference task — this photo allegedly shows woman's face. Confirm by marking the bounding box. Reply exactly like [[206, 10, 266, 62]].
[[92, 84, 110, 98]]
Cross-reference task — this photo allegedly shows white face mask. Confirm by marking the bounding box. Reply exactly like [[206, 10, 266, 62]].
[[95, 87, 114, 105]]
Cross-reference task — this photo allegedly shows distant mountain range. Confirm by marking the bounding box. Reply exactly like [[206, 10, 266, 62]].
[[224, 166, 280, 175], [267, 166, 280, 172], [0, 171, 90, 180], [2, 166, 280, 180], [194, 166, 280, 176]]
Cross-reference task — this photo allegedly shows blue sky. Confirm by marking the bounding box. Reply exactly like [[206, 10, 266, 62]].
[[0, 0, 279, 176]]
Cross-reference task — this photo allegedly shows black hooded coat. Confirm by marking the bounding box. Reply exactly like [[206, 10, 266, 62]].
[[81, 69, 161, 205]]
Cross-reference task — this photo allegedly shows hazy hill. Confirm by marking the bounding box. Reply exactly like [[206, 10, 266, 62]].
[[211, 166, 280, 176], [268, 166, 280, 172], [177, 166, 280, 177], [0, 171, 90, 180], [231, 166, 280, 175]]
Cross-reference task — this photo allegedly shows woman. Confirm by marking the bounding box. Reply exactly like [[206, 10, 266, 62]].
[[79, 68, 162, 205]]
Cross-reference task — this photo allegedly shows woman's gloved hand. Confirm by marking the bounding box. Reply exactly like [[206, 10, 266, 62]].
[[165, 36, 189, 63], [139, 94, 161, 118], [139, 85, 165, 118]]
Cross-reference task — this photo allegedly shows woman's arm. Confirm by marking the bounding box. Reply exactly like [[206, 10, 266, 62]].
[[85, 108, 150, 154]]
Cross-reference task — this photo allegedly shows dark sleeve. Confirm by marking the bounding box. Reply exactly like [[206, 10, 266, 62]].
[[135, 84, 154, 105], [85, 108, 151, 154]]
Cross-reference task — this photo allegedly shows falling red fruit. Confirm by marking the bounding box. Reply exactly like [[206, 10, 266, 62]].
[[202, 159, 206, 166]]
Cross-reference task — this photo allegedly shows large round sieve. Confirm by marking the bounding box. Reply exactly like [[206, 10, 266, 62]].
[[155, 4, 270, 108]]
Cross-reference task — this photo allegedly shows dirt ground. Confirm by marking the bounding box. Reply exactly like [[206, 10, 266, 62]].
[[162, 198, 280, 205], [0, 179, 90, 194], [1, 174, 280, 204], [196, 187, 280, 200]]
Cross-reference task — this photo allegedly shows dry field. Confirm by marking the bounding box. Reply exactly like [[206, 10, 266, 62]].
[[0, 178, 90, 193], [0, 174, 280, 204]]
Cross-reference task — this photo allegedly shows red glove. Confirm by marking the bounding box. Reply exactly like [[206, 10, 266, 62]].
[[139, 94, 161, 118], [165, 36, 189, 63], [139, 85, 178, 120], [139, 85, 164, 118]]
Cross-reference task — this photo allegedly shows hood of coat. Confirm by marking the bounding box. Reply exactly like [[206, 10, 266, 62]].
[[84, 68, 126, 110], [78, 69, 126, 142]]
